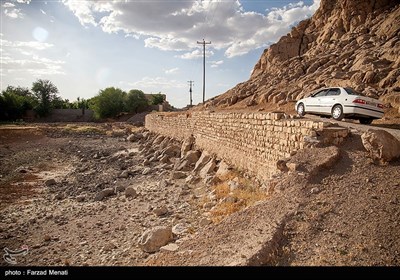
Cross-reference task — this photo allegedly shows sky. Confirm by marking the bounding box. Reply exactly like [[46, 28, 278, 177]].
[[0, 0, 320, 108]]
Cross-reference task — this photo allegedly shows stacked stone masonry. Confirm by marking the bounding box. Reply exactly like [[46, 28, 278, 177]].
[[145, 111, 348, 180]]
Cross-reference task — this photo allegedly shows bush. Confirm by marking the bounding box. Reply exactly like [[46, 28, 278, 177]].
[[91, 87, 126, 119], [125, 89, 149, 113]]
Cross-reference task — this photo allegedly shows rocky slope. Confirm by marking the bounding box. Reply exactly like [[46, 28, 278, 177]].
[[205, 0, 400, 111]]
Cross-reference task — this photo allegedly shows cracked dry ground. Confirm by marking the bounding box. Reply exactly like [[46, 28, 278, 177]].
[[1, 124, 400, 266]]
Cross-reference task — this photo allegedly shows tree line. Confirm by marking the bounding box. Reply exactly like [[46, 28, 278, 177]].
[[0, 79, 165, 121]]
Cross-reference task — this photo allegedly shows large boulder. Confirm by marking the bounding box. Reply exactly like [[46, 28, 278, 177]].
[[193, 152, 211, 172], [181, 135, 195, 158], [199, 159, 216, 178], [361, 129, 400, 163], [138, 226, 173, 253]]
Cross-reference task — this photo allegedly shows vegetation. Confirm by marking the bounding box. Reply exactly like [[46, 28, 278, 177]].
[[0, 86, 37, 121], [150, 93, 165, 105], [31, 79, 60, 117], [90, 87, 127, 119], [1, 79, 161, 121], [125, 89, 149, 113]]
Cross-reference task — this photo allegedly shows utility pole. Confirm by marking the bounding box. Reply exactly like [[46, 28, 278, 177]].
[[188, 80, 194, 107], [197, 39, 211, 103]]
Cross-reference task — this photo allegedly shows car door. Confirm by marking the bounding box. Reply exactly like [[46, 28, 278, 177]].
[[306, 89, 329, 113], [318, 88, 341, 114]]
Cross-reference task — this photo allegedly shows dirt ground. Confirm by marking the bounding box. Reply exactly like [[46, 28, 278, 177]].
[[0, 122, 399, 266]]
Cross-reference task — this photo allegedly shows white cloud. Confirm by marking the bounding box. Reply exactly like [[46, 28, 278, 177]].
[[40, 9, 46, 15], [2, 3, 15, 8], [122, 77, 186, 90], [178, 49, 214, 60], [16, 0, 31, 3], [165, 67, 179, 75], [210, 60, 223, 68], [63, 0, 320, 58], [1, 39, 53, 50], [3, 7, 24, 19], [0, 38, 65, 77]]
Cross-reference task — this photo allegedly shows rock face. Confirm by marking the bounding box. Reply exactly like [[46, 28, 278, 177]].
[[138, 226, 173, 253], [361, 129, 400, 163], [205, 0, 400, 110]]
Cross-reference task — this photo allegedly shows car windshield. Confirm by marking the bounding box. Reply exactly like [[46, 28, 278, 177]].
[[345, 87, 365, 96]]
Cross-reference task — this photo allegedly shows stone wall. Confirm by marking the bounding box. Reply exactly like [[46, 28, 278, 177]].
[[145, 111, 348, 179]]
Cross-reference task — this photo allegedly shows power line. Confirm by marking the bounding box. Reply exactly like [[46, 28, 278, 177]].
[[197, 39, 211, 103], [188, 80, 194, 107]]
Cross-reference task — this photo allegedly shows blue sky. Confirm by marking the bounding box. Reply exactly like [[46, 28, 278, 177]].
[[1, 0, 320, 108]]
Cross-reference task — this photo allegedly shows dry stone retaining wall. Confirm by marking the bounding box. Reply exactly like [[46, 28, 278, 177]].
[[145, 111, 347, 179]]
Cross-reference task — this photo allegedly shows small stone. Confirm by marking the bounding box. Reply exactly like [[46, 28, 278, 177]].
[[142, 168, 151, 175], [160, 243, 179, 252], [159, 179, 170, 188], [310, 187, 320, 194], [199, 218, 212, 227], [54, 193, 64, 200], [125, 187, 138, 198], [119, 170, 129, 178], [172, 223, 188, 236], [45, 179, 56, 187], [171, 171, 187, 179], [153, 205, 168, 217], [114, 185, 126, 193], [44, 235, 51, 242], [76, 195, 85, 202], [138, 226, 173, 253]]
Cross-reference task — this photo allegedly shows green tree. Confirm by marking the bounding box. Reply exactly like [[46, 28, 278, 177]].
[[150, 93, 165, 105], [31, 79, 59, 117], [125, 89, 149, 113], [0, 86, 37, 120], [91, 87, 126, 118]]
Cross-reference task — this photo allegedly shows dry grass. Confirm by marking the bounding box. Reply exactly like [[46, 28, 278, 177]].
[[61, 124, 106, 135], [209, 172, 269, 223]]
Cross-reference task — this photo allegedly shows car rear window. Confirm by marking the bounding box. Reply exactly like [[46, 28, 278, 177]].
[[345, 87, 365, 96]]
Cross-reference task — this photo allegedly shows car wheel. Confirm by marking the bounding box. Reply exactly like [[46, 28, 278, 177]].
[[359, 118, 373, 125], [331, 104, 344, 121], [297, 103, 305, 117]]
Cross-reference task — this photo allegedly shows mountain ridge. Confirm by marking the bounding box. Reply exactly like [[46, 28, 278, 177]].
[[204, 0, 400, 111]]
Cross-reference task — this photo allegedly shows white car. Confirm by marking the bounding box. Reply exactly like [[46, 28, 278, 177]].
[[295, 87, 384, 124]]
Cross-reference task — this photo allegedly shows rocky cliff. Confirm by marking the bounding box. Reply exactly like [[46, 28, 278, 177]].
[[206, 0, 400, 110]]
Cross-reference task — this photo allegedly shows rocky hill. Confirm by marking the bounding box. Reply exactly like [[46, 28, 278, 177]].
[[205, 0, 400, 111]]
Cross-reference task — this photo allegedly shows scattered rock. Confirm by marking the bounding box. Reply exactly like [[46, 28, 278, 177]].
[[119, 170, 129, 178], [54, 193, 64, 200], [172, 223, 188, 236], [181, 135, 195, 158], [160, 243, 179, 252], [185, 175, 199, 184], [125, 187, 138, 198], [199, 159, 216, 178], [215, 161, 232, 178], [142, 168, 151, 175], [199, 218, 212, 227], [45, 179, 56, 187], [193, 152, 211, 172], [94, 188, 115, 201], [76, 195, 86, 202], [171, 171, 187, 180], [361, 129, 400, 163], [310, 187, 320, 194], [159, 179, 171, 188], [153, 205, 168, 217], [228, 177, 241, 191], [114, 185, 126, 193], [138, 226, 173, 253]]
